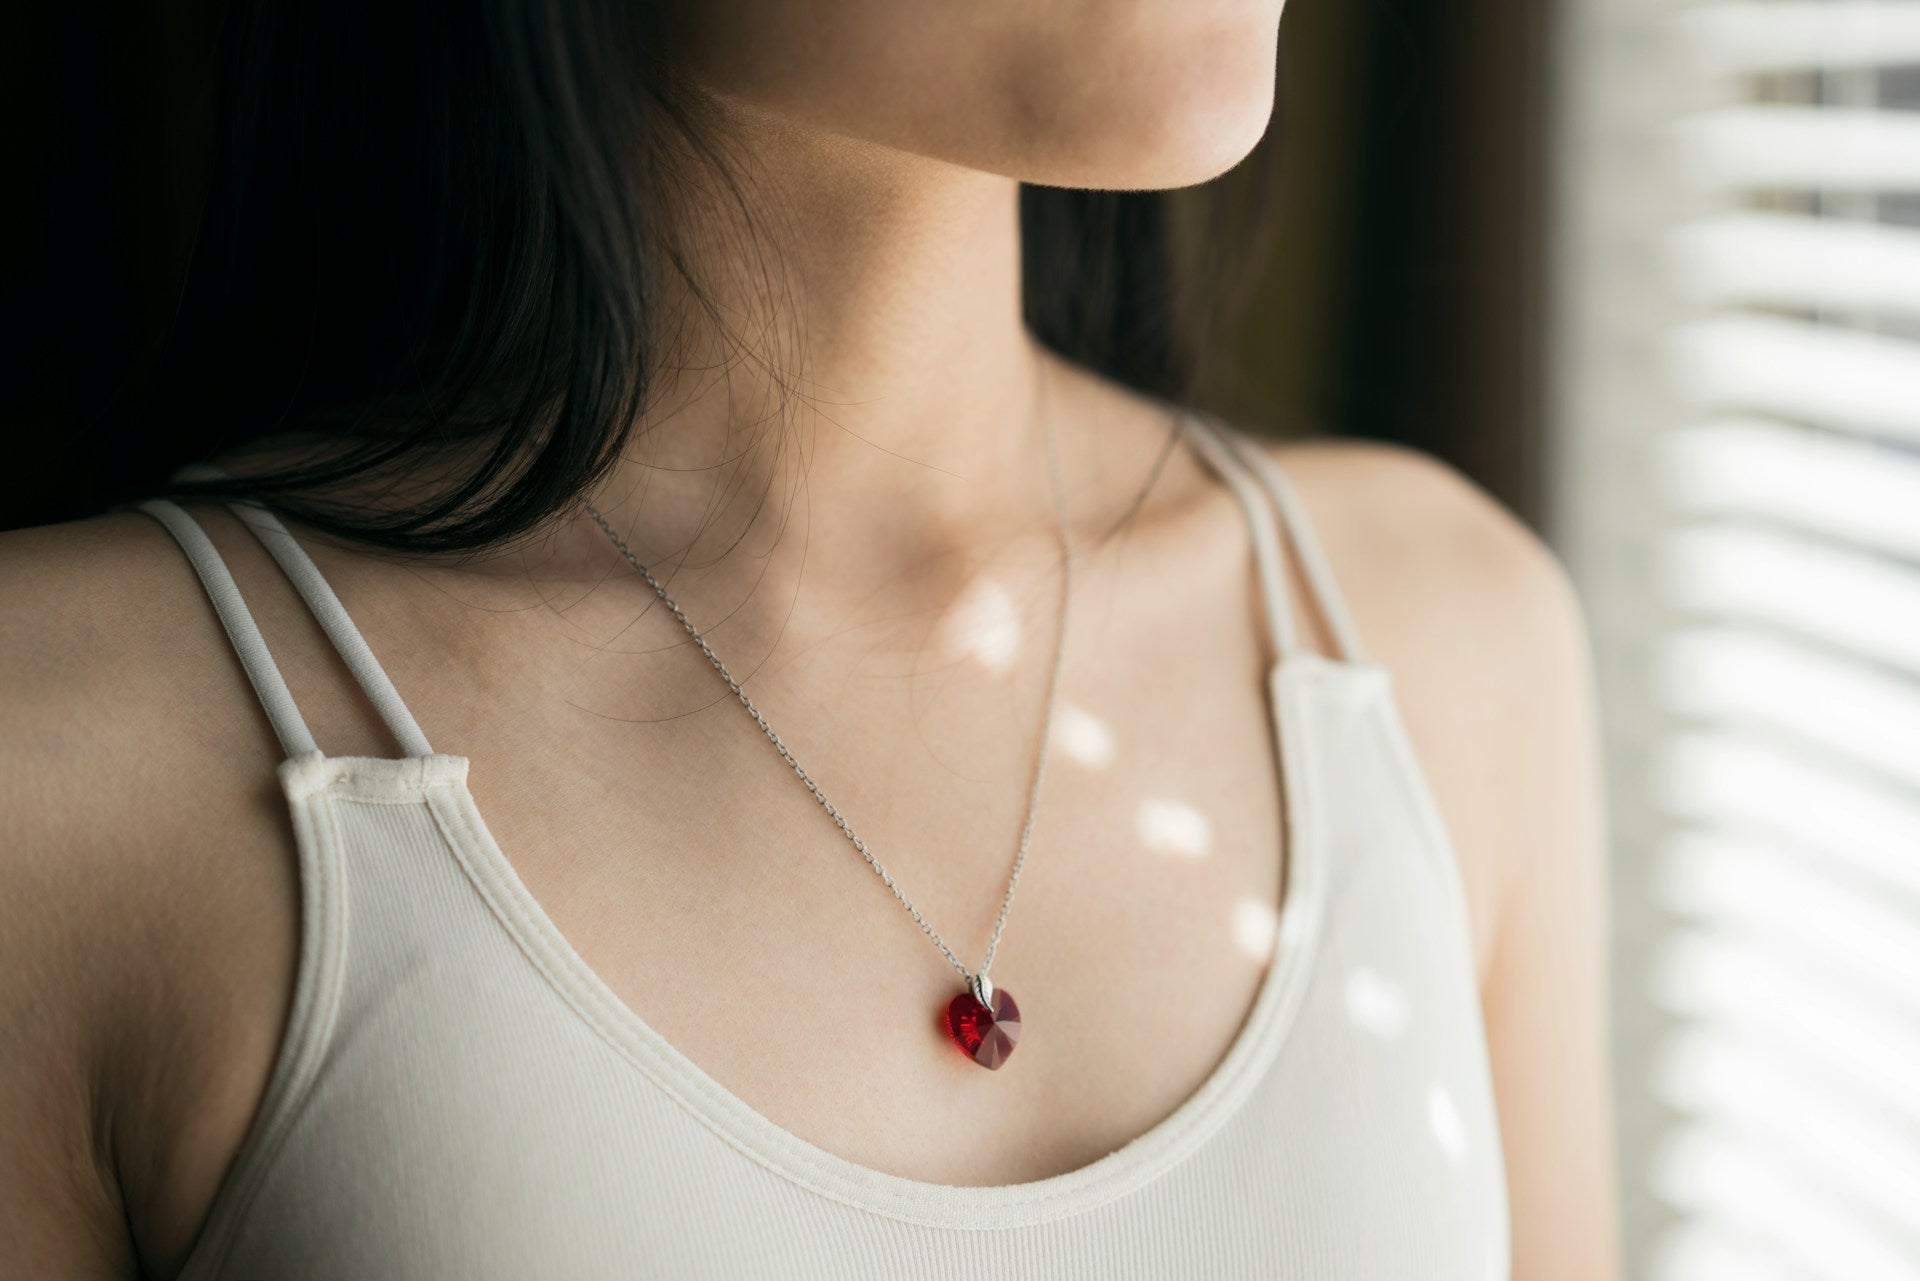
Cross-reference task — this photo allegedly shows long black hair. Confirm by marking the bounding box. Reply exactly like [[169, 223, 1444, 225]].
[[119, 0, 1281, 558]]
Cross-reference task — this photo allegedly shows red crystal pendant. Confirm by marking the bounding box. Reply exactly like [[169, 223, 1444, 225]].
[[946, 985, 1021, 1070]]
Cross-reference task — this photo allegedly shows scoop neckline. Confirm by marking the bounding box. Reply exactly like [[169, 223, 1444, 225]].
[[375, 653, 1344, 1229]]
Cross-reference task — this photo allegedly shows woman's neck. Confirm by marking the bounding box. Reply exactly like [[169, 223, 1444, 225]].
[[548, 111, 1086, 642]]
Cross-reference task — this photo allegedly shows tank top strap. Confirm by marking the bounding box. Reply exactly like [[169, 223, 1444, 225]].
[[1179, 411, 1370, 666], [134, 496, 321, 759], [1177, 411, 1302, 662], [135, 464, 436, 760]]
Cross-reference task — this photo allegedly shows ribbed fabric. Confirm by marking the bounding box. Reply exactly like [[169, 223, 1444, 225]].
[[135, 414, 1510, 1280]]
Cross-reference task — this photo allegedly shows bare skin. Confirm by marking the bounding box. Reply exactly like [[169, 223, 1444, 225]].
[[0, 2, 1620, 1276]]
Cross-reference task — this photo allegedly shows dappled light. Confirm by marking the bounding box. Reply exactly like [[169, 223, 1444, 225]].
[[1135, 796, 1213, 860]]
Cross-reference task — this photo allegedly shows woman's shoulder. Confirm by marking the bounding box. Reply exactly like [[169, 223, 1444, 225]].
[[1255, 434, 1573, 610], [1244, 433, 1585, 674], [0, 504, 289, 779], [0, 505, 305, 1273], [1245, 432, 1597, 986], [1, 508, 211, 817], [0, 501, 303, 954]]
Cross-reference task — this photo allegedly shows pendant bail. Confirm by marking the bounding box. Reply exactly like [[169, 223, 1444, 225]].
[[969, 970, 995, 1010]]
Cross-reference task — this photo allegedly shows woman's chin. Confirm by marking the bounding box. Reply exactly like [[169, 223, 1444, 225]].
[[976, 41, 1280, 192], [1027, 96, 1277, 192]]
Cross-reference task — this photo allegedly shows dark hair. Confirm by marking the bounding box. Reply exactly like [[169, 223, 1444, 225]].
[[125, 0, 1280, 558]]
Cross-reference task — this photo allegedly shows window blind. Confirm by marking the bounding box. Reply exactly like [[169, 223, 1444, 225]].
[[1551, 1, 1920, 1275]]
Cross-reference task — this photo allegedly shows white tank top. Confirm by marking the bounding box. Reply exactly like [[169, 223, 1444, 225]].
[[135, 413, 1510, 1280]]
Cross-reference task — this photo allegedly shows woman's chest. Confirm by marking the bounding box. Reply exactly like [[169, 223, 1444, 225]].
[[183, 709, 1508, 1280], [145, 621, 1305, 1272], [412, 645, 1298, 1190]]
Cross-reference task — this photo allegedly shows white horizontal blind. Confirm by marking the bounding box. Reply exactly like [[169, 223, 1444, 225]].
[[1551, 1, 1920, 1276]]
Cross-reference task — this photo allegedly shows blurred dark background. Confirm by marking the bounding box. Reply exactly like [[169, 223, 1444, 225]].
[[0, 0, 1552, 535]]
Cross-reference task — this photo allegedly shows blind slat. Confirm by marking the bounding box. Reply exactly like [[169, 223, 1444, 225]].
[[1657, 625, 1920, 787], [1651, 932, 1920, 1139], [1676, 105, 1920, 190], [1659, 830, 1920, 1024], [1661, 417, 1920, 561], [1652, 1030, 1920, 1236], [1664, 523, 1920, 675], [1645, 1222, 1804, 1281], [1679, 3, 1920, 74], [1660, 732, 1920, 900], [1650, 1126, 1920, 1279], [1670, 314, 1920, 444], [1667, 211, 1920, 320]]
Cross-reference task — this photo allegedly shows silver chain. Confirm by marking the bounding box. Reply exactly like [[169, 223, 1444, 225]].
[[580, 404, 1074, 992]]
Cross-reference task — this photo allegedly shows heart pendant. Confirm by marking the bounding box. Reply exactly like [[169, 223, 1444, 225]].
[[946, 984, 1021, 1069]]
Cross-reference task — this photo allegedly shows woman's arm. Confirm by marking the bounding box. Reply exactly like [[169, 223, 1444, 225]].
[[0, 830, 138, 1281], [0, 513, 289, 1281], [0, 529, 143, 1279], [1269, 438, 1624, 1280], [1462, 499, 1622, 1281]]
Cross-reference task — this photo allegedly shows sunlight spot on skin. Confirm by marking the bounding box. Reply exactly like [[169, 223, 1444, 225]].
[[1137, 797, 1213, 859], [1231, 896, 1279, 962], [1344, 966, 1409, 1041], [934, 577, 1021, 671], [1051, 702, 1116, 768], [1428, 1082, 1468, 1168]]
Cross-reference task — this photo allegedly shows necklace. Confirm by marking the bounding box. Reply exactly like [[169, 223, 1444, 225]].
[[580, 404, 1074, 1071]]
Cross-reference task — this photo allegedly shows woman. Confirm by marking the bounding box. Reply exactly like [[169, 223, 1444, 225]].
[[0, 1, 1619, 1277]]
